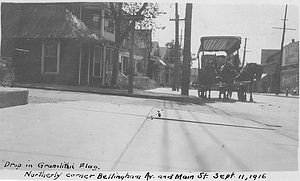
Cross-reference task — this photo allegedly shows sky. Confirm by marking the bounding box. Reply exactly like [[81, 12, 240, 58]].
[[152, 0, 299, 67]]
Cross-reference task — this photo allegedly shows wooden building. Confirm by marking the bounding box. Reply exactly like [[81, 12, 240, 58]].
[[1, 3, 116, 86]]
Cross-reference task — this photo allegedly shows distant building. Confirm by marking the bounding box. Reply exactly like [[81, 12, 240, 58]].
[[121, 29, 152, 76], [261, 49, 280, 65], [190, 68, 198, 84], [150, 42, 167, 86], [259, 50, 280, 92], [281, 40, 299, 93], [259, 40, 299, 93]]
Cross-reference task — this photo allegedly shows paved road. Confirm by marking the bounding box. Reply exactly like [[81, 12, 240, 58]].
[[0, 88, 298, 178], [147, 88, 299, 141]]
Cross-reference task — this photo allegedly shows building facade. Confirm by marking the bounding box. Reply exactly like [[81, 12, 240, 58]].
[[281, 40, 299, 93], [1, 3, 118, 87], [1, 2, 153, 88], [259, 40, 299, 93], [259, 50, 280, 92]]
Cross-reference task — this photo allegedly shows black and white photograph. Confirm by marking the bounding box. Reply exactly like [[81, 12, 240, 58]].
[[0, 0, 299, 180]]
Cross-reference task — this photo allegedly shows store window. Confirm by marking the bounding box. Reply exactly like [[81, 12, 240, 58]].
[[93, 45, 102, 77], [42, 39, 60, 74]]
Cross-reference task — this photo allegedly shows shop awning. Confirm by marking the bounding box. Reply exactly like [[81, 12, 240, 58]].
[[1, 5, 102, 42], [198, 36, 241, 55]]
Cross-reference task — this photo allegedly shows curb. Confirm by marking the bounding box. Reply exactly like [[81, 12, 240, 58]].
[[0, 88, 29, 108], [253, 93, 299, 99], [14, 84, 204, 105]]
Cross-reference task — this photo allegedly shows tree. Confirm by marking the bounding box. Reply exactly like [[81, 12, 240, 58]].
[[108, 2, 160, 85]]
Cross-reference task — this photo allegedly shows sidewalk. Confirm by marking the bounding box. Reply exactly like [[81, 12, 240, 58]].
[[14, 82, 203, 105]]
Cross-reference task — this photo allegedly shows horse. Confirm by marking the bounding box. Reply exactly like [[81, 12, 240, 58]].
[[216, 62, 239, 99], [197, 62, 218, 98], [235, 63, 263, 102]]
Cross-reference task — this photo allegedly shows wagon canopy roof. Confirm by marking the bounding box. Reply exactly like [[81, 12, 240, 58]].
[[1, 5, 102, 42], [198, 36, 241, 55]]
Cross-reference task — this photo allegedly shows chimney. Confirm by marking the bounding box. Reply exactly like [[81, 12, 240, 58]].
[[292, 39, 295, 43]]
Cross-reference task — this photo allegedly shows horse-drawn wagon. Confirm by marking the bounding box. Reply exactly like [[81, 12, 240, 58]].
[[193, 36, 263, 102]]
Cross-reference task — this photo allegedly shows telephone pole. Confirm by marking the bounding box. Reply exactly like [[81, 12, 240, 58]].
[[273, 5, 296, 95], [180, 29, 183, 48], [242, 38, 247, 67], [181, 3, 193, 95], [170, 3, 184, 91], [276, 5, 288, 95]]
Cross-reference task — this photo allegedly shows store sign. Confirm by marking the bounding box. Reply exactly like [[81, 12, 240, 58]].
[[282, 42, 299, 66], [281, 68, 299, 88]]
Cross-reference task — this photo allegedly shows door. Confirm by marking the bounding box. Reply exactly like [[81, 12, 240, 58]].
[[80, 42, 90, 85]]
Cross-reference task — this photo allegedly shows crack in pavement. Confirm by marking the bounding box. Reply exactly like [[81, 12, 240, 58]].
[[110, 107, 155, 171], [151, 117, 275, 131]]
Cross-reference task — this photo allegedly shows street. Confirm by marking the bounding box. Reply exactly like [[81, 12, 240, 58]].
[[0, 88, 298, 176]]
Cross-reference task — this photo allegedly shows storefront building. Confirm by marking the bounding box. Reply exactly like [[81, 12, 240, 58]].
[[281, 40, 299, 93]]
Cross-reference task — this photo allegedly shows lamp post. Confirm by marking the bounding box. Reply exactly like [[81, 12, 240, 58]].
[[125, 15, 144, 94]]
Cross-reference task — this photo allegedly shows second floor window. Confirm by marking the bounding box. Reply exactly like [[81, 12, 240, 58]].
[[92, 14, 100, 29], [104, 11, 114, 33]]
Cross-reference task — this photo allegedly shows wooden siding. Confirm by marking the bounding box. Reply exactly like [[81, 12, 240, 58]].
[[13, 38, 80, 85]]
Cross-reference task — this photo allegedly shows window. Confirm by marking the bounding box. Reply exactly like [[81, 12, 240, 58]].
[[93, 45, 102, 77], [122, 56, 129, 73], [42, 40, 60, 74], [92, 14, 100, 29], [104, 11, 114, 33]]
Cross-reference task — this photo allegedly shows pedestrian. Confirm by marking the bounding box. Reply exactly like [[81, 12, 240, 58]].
[[286, 88, 289, 96]]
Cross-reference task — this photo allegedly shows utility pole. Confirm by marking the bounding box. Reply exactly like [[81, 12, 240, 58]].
[[170, 3, 184, 91], [276, 4, 288, 95], [181, 3, 193, 96], [180, 29, 183, 48], [173, 3, 179, 91], [242, 38, 247, 67], [272, 5, 296, 95]]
